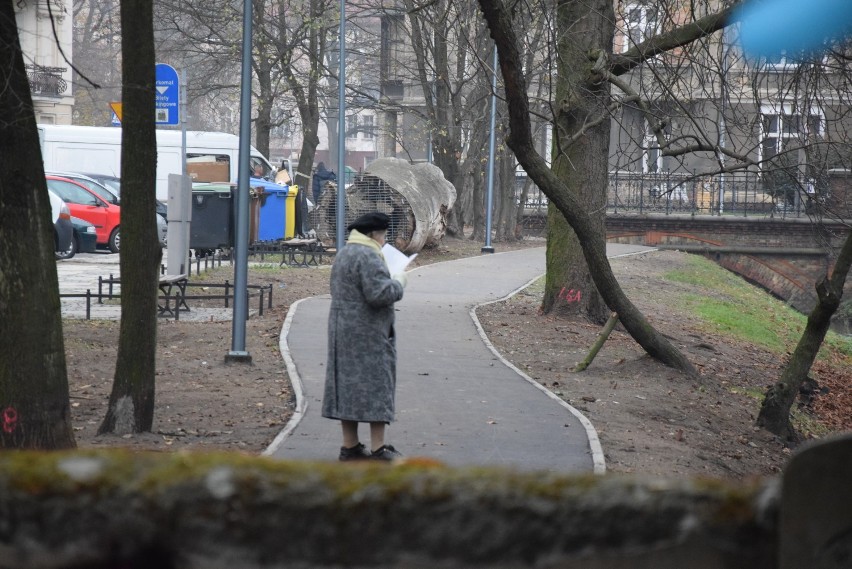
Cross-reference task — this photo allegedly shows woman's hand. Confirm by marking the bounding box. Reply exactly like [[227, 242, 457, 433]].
[[392, 272, 408, 288]]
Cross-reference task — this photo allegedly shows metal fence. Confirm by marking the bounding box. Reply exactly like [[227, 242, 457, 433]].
[[607, 170, 819, 218], [518, 170, 833, 219]]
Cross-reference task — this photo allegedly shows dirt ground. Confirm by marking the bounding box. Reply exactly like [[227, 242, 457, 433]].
[[64, 237, 851, 479]]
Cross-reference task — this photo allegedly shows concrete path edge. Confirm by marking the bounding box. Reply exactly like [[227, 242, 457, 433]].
[[469, 274, 607, 475], [262, 297, 310, 457]]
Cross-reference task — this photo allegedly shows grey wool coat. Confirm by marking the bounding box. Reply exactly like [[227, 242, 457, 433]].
[[322, 242, 405, 423]]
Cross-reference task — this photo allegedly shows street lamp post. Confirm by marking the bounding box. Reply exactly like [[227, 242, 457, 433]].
[[226, 0, 253, 363], [482, 46, 498, 255], [335, 0, 347, 250]]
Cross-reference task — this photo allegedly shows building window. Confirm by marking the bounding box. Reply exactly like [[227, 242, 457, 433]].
[[362, 115, 374, 139], [760, 109, 822, 164], [346, 115, 358, 139], [760, 106, 823, 202], [765, 51, 797, 68], [381, 14, 406, 81], [642, 119, 668, 173], [623, 3, 660, 53]]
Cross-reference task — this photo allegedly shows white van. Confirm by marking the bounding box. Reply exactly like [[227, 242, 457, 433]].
[[37, 125, 276, 201]]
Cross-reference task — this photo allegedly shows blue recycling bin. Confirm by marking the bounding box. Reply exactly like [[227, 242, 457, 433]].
[[253, 178, 290, 242]]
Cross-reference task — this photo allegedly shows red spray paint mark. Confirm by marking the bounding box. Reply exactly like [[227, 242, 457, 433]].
[[3, 407, 18, 434], [558, 287, 582, 303]]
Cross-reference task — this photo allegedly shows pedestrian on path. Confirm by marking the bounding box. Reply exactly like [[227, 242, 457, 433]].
[[322, 212, 408, 461]]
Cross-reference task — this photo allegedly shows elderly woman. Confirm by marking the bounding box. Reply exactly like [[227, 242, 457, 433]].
[[322, 212, 408, 461]]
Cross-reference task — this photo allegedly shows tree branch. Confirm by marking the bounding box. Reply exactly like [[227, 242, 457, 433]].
[[47, 0, 100, 88], [609, 3, 741, 77]]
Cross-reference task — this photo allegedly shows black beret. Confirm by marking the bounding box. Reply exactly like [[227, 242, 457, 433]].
[[347, 212, 390, 233]]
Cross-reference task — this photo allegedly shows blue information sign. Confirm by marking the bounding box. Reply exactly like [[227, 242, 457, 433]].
[[155, 63, 180, 125]]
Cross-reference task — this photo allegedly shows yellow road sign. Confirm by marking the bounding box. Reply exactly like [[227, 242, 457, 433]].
[[109, 102, 122, 122]]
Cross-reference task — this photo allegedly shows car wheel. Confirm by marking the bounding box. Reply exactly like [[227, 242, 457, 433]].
[[108, 227, 120, 253], [56, 234, 78, 260]]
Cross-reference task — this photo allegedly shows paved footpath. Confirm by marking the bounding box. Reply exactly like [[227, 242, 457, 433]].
[[267, 244, 653, 473]]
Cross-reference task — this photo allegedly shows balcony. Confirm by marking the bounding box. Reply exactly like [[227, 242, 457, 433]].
[[26, 64, 68, 97]]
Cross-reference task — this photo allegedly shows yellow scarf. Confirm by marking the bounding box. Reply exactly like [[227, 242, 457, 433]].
[[347, 229, 385, 261]]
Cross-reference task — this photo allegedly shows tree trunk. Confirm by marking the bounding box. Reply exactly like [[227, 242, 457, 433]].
[[495, 139, 518, 241], [251, 0, 273, 159], [459, 87, 491, 237], [470, 162, 486, 242], [478, 0, 696, 375], [255, 73, 273, 159], [289, 0, 327, 236], [99, 0, 161, 435], [757, 231, 852, 439], [0, 3, 76, 449], [540, 0, 611, 323]]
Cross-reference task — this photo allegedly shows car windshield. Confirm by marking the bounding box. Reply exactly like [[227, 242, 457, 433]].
[[100, 178, 121, 196], [74, 179, 119, 205], [47, 179, 101, 207]]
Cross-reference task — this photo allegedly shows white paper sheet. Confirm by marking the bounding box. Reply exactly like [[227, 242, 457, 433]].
[[382, 243, 417, 275]]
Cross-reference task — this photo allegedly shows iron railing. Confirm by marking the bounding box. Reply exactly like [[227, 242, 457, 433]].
[[26, 64, 68, 97], [518, 170, 840, 219]]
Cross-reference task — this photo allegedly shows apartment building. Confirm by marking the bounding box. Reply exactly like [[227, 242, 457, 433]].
[[609, 0, 852, 215], [15, 0, 75, 125]]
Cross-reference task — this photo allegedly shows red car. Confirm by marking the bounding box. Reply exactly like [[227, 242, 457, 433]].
[[46, 175, 121, 253]]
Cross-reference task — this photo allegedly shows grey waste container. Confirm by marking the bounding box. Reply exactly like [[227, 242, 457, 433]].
[[190, 183, 234, 253]]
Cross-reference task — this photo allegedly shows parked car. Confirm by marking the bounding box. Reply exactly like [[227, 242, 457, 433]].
[[46, 171, 120, 206], [48, 189, 73, 256], [156, 210, 167, 247], [56, 216, 98, 260], [80, 172, 168, 220], [46, 176, 122, 253]]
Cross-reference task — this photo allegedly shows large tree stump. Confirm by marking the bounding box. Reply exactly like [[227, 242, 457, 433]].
[[312, 158, 457, 254]]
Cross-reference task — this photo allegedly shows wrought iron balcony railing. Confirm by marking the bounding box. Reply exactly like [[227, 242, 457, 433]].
[[26, 64, 68, 97]]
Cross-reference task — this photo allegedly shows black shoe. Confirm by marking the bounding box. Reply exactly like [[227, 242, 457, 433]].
[[370, 444, 403, 461], [339, 442, 372, 462]]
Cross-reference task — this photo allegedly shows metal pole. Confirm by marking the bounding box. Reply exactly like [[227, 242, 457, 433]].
[[335, 0, 347, 250], [180, 67, 189, 274], [227, 0, 253, 363], [181, 68, 187, 177], [482, 46, 497, 254], [719, 27, 729, 216]]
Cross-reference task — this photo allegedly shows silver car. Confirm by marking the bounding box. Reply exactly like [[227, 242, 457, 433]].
[[156, 211, 168, 247]]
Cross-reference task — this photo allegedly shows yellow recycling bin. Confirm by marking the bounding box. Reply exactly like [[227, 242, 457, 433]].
[[285, 185, 298, 239]]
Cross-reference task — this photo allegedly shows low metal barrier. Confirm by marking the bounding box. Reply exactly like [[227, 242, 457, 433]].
[[248, 238, 336, 267], [64, 277, 273, 321]]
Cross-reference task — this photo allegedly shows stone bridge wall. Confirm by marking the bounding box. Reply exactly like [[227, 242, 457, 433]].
[[1, 435, 850, 568], [606, 214, 852, 313]]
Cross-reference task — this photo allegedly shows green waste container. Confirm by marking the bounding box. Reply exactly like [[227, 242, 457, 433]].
[[190, 183, 234, 252]]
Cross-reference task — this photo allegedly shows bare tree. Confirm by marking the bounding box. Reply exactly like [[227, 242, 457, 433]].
[[479, 0, 852, 440], [72, 0, 122, 125], [373, 0, 528, 240], [0, 1, 76, 449], [758, 231, 852, 439], [475, 0, 755, 373], [154, 0, 337, 161], [98, 0, 161, 435]]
